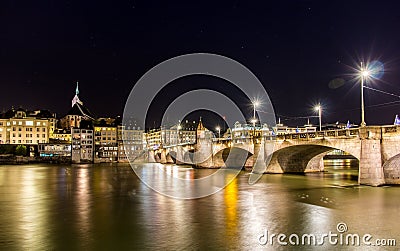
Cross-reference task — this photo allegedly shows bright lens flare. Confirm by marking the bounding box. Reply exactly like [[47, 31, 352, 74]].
[[361, 70, 370, 77], [358, 60, 384, 81], [253, 100, 260, 108]]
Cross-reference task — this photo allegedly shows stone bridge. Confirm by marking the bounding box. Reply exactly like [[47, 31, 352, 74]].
[[147, 125, 400, 186]]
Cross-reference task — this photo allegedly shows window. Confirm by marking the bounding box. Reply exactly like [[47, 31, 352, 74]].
[[6, 122, 10, 126], [36, 122, 41, 126], [42, 128, 46, 132], [12, 133, 15, 137], [18, 121, 22, 125], [12, 121, 16, 125], [37, 134, 40, 138], [18, 140, 21, 143], [26, 121, 33, 126], [18, 134, 21, 137], [12, 127, 16, 131], [18, 128, 21, 131], [42, 134, 45, 138], [12, 140, 15, 143], [37, 128, 40, 132]]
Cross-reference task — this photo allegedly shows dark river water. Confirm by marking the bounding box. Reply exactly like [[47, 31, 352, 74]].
[[0, 160, 399, 250]]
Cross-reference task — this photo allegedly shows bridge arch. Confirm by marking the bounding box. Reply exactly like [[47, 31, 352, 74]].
[[383, 153, 400, 184], [166, 151, 176, 163], [268, 144, 359, 173], [213, 147, 253, 168]]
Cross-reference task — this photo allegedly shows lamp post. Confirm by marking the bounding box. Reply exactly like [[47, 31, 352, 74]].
[[314, 104, 322, 131], [360, 62, 369, 127], [177, 121, 181, 144], [253, 100, 260, 122], [216, 126, 221, 140], [252, 100, 260, 130]]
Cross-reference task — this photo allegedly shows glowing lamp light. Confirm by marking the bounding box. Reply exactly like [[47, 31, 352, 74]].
[[361, 70, 370, 77]]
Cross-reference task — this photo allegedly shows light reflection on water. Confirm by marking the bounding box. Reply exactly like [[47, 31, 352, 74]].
[[0, 161, 398, 250]]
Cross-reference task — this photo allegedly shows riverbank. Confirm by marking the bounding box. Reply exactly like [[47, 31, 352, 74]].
[[0, 156, 71, 165]]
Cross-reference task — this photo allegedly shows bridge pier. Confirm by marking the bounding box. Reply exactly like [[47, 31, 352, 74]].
[[359, 128, 385, 186], [175, 147, 184, 165], [148, 150, 156, 162], [160, 149, 167, 164], [358, 127, 385, 186]]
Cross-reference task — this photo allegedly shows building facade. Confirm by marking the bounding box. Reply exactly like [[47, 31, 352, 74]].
[[146, 120, 197, 150], [72, 127, 94, 163], [118, 125, 145, 162], [94, 125, 118, 162], [0, 108, 51, 145]]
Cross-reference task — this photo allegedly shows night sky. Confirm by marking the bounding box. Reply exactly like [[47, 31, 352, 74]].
[[2, 1, 400, 128]]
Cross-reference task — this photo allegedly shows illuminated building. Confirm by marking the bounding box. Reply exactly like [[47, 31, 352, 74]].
[[145, 120, 197, 150], [94, 124, 118, 162], [71, 121, 94, 163], [117, 124, 144, 162], [0, 108, 53, 145]]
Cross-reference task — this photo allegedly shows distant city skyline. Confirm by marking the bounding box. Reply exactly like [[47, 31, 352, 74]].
[[2, 1, 400, 126]]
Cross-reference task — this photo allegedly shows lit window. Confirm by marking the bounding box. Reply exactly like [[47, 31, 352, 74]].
[[43, 122, 46, 126], [6, 122, 10, 126], [18, 121, 22, 125], [36, 122, 41, 126], [12, 121, 16, 125], [0, 128, 2, 132], [26, 121, 33, 126]]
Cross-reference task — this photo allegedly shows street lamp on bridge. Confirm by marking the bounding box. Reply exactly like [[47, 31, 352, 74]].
[[252, 99, 260, 130], [216, 126, 221, 139], [314, 104, 322, 131], [359, 62, 370, 127]]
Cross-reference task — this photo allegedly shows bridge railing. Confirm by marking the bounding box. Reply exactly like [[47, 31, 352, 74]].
[[382, 125, 399, 134], [277, 128, 359, 140]]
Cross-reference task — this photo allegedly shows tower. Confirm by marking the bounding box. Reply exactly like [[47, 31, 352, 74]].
[[71, 82, 83, 107]]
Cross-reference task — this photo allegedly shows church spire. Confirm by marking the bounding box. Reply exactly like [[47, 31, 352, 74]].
[[76, 81, 79, 95], [72, 81, 83, 107]]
